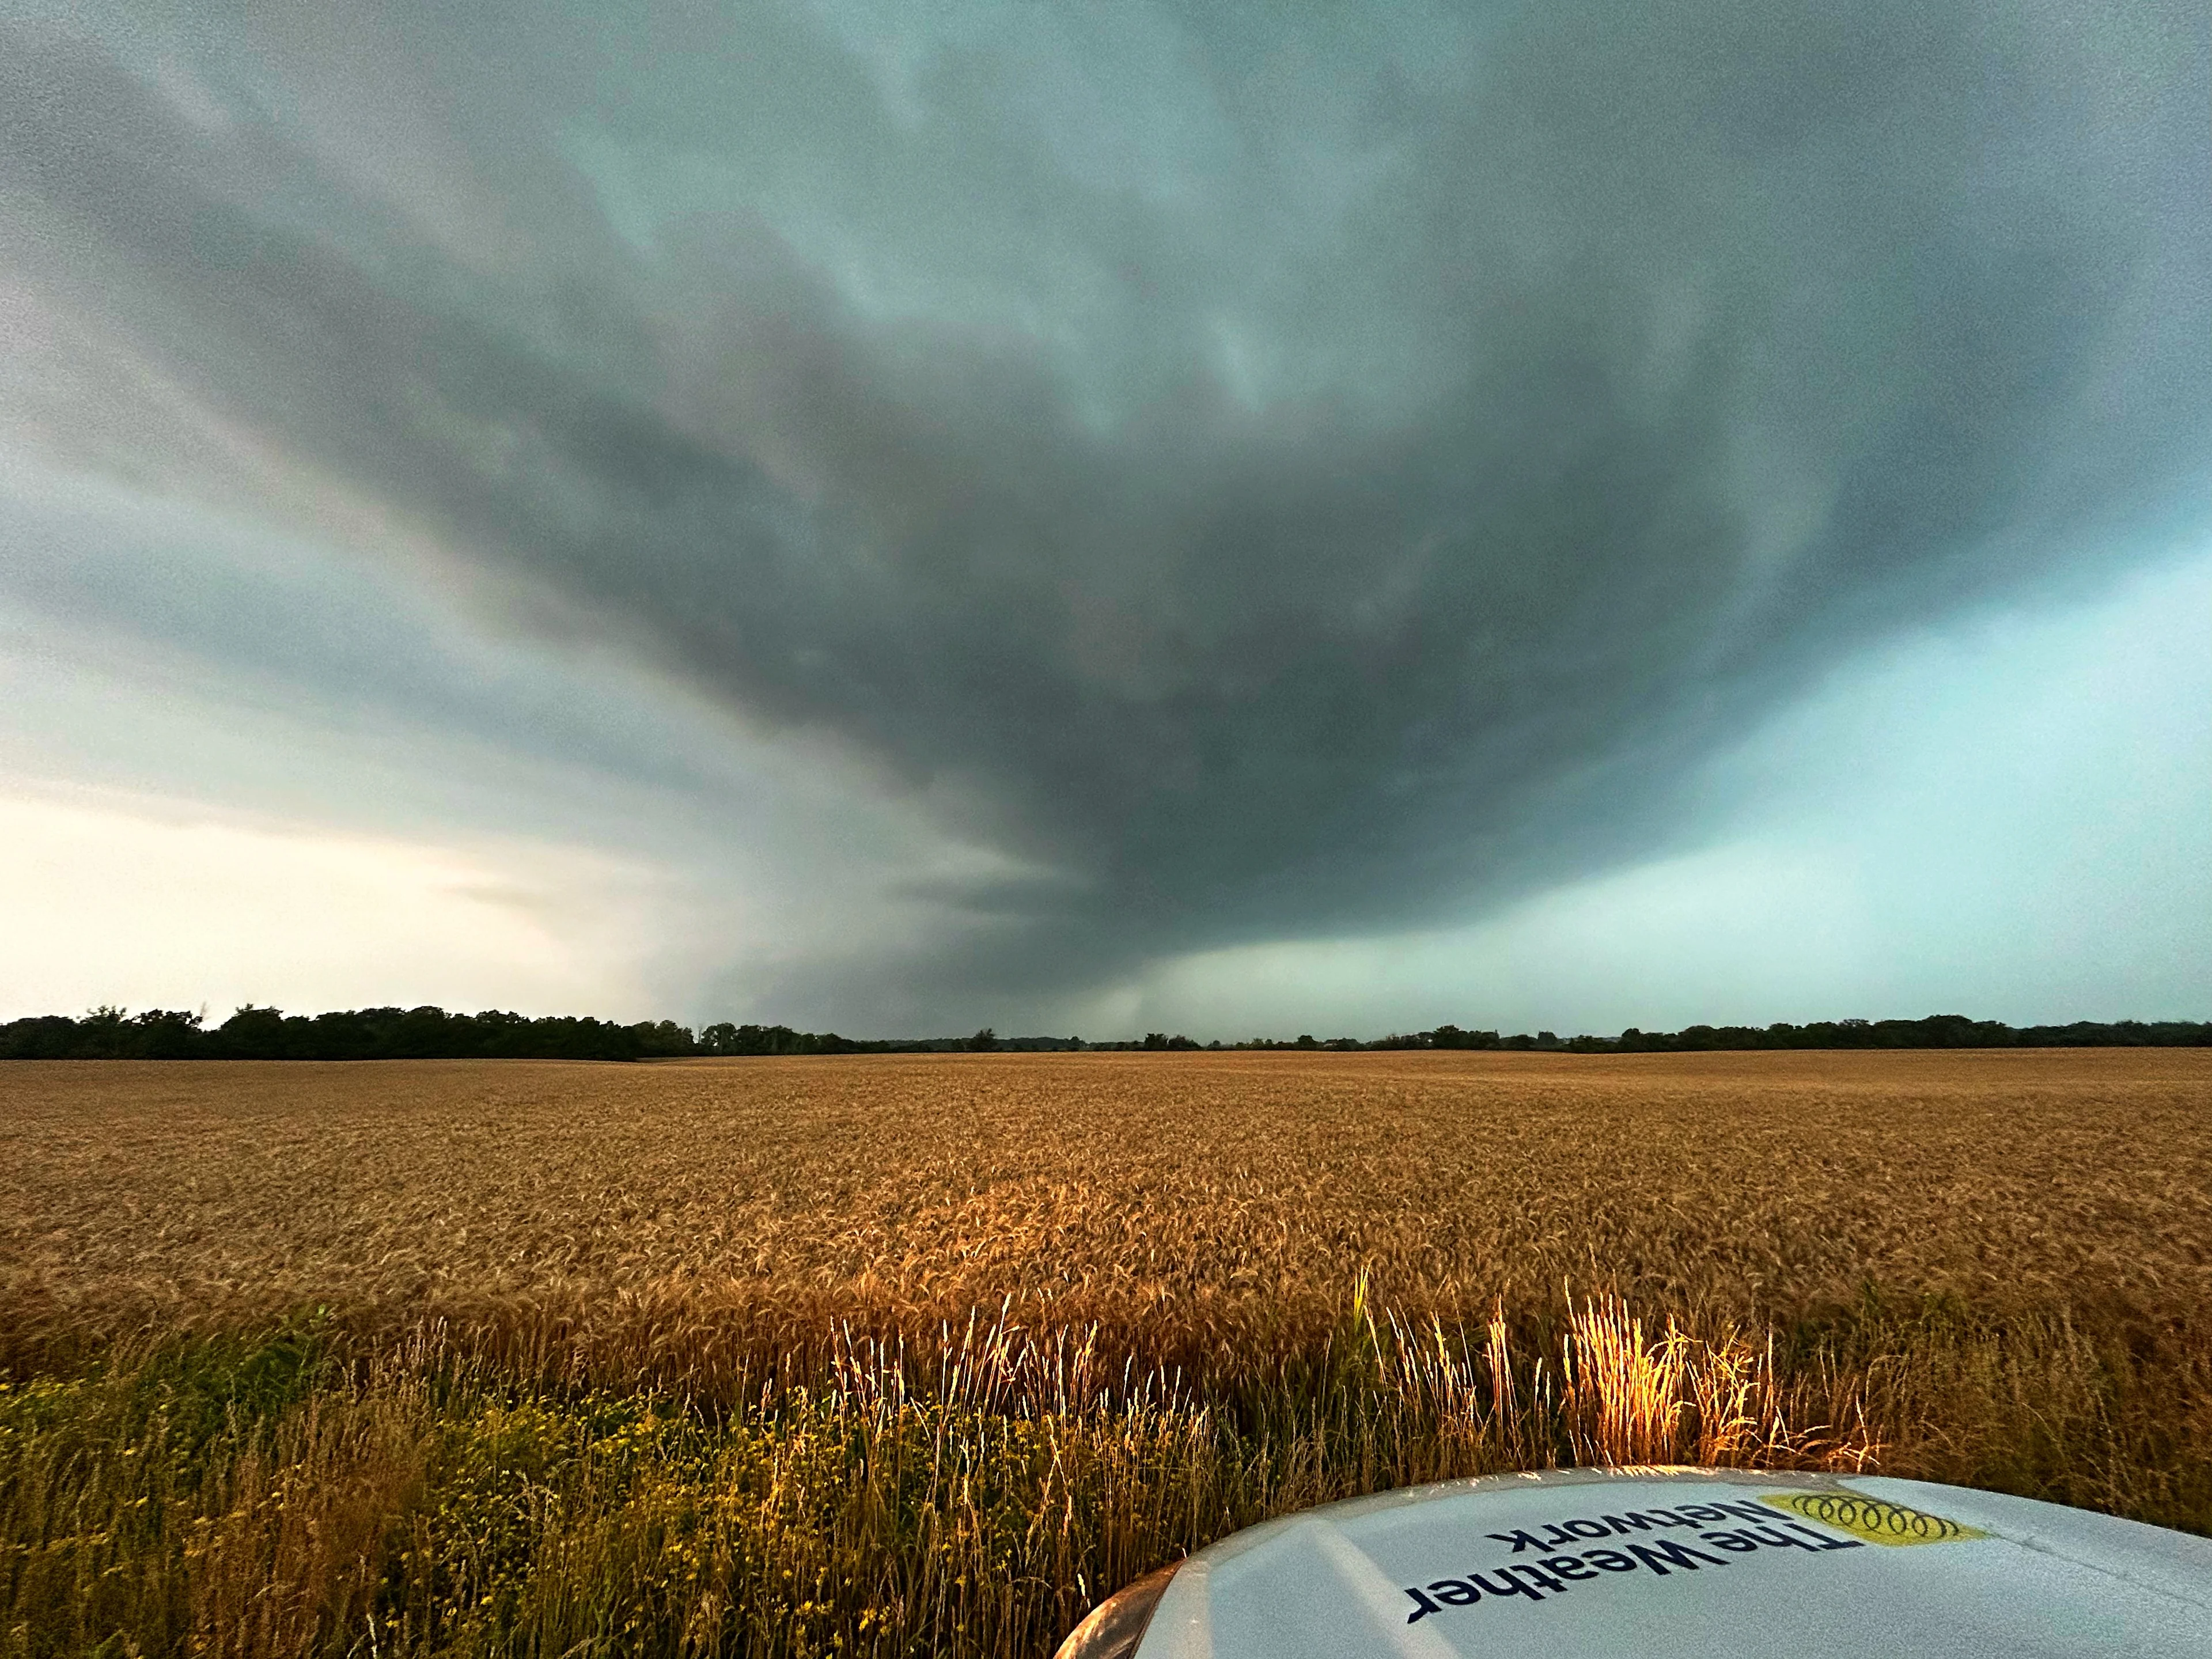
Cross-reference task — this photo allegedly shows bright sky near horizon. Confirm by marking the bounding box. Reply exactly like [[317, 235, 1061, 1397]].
[[2, 1, 2207, 1038]]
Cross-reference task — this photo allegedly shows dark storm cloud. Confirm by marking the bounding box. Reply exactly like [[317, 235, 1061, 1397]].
[[4, 1, 2207, 1016]]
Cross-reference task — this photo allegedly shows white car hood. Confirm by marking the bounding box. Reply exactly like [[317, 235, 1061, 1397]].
[[1069, 1467, 2212, 1658]]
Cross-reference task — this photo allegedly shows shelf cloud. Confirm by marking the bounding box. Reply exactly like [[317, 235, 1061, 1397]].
[[2, 1, 2206, 1027]]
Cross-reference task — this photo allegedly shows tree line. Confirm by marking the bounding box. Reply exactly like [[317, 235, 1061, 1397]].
[[1352, 1014, 2212, 1051], [1, 1005, 2204, 1062], [0, 1009, 1053, 1062], [0, 1005, 688, 1062]]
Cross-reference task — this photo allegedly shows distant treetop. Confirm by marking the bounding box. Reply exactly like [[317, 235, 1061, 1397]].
[[2, 1006, 2204, 1062]]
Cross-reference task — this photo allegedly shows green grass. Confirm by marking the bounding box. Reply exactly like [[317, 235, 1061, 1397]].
[[3, 1290, 2206, 1658]]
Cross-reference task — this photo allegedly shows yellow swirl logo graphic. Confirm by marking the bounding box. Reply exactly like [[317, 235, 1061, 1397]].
[[1759, 1491, 1988, 1546]]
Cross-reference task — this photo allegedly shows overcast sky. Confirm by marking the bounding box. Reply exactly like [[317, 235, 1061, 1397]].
[[2, 0, 2206, 1037]]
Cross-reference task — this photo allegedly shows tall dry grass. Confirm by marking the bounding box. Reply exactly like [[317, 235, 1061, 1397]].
[[2, 1050, 2208, 1655]]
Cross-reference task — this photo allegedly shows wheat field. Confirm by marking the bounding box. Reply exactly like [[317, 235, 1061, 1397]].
[[3, 1050, 2209, 1657]]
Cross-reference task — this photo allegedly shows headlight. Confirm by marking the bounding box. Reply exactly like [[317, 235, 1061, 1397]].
[[1053, 1562, 1180, 1659]]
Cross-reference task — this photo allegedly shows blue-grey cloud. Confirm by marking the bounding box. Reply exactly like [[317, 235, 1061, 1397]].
[[3, 1, 2207, 1024]]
